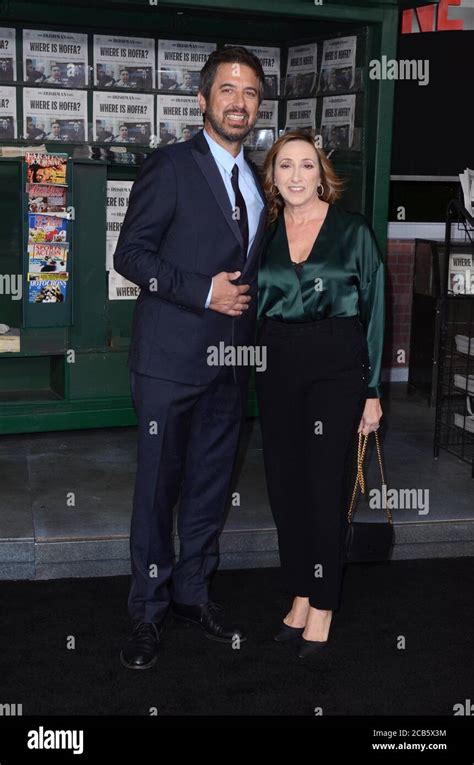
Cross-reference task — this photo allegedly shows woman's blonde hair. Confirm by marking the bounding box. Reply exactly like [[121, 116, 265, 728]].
[[262, 130, 346, 224]]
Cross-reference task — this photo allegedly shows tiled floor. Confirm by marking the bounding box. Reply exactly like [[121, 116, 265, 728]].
[[0, 383, 473, 579]]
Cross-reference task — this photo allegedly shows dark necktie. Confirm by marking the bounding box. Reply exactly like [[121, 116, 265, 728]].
[[231, 163, 249, 259]]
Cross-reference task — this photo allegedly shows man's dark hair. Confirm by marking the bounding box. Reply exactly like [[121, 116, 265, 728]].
[[199, 46, 265, 104]]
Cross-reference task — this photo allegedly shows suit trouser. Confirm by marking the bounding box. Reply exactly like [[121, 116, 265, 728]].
[[127, 364, 245, 624], [255, 315, 369, 611]]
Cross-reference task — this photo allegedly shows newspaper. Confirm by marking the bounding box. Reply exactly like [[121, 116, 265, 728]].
[[93, 91, 154, 144], [448, 251, 474, 294], [94, 35, 155, 89], [0, 85, 17, 138], [106, 181, 133, 271], [244, 45, 280, 98], [0, 27, 17, 81], [320, 94, 356, 151], [23, 87, 87, 142], [158, 40, 215, 92], [285, 98, 316, 133], [244, 99, 278, 152], [284, 43, 318, 98], [156, 94, 202, 147], [319, 36, 357, 93], [459, 168, 474, 217], [0, 144, 47, 157], [108, 269, 140, 300], [23, 29, 88, 87]]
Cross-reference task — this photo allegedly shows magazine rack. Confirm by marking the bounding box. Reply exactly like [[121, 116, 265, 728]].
[[433, 200, 474, 476], [22, 156, 74, 328]]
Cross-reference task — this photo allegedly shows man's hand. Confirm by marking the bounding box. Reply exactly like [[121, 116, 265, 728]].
[[209, 271, 251, 316]]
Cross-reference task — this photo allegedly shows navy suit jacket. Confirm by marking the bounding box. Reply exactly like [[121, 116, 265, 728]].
[[113, 128, 268, 385]]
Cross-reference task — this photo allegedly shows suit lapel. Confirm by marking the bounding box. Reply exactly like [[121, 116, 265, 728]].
[[241, 207, 266, 277], [241, 154, 267, 277], [191, 130, 243, 249], [190, 129, 268, 275]]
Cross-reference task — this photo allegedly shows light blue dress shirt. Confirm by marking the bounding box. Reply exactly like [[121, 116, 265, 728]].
[[202, 128, 264, 308]]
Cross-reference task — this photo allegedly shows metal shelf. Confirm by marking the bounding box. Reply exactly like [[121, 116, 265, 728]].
[[434, 200, 474, 476]]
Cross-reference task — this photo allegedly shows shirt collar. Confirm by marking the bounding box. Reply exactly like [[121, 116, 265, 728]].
[[203, 127, 246, 177]]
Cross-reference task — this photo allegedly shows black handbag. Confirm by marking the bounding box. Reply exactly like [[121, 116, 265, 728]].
[[344, 430, 394, 563]]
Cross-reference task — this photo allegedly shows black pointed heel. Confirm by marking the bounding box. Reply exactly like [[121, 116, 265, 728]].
[[296, 636, 328, 658], [273, 623, 305, 642]]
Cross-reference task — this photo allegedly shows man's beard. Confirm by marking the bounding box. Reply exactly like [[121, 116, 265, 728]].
[[205, 104, 254, 143]]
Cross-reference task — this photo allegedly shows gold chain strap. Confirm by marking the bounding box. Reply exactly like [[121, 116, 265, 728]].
[[347, 430, 393, 525]]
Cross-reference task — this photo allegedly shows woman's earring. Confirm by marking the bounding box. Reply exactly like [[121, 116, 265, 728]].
[[316, 183, 325, 198]]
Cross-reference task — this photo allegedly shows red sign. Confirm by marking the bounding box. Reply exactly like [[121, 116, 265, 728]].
[[402, 0, 464, 33]]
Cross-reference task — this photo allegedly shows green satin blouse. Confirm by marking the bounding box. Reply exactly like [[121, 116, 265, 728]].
[[257, 203, 385, 398]]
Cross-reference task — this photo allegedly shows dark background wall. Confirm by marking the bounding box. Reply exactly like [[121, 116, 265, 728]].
[[391, 30, 471, 176]]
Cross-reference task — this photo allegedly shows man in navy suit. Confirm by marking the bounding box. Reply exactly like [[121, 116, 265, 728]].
[[114, 46, 267, 670]]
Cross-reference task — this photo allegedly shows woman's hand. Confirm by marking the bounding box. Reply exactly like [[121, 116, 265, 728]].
[[358, 398, 383, 435]]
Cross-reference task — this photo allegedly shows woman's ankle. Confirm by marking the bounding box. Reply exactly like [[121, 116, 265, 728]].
[[302, 607, 333, 641], [284, 596, 310, 628]]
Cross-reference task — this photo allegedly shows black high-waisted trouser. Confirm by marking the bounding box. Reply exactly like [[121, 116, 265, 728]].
[[255, 314, 370, 611]]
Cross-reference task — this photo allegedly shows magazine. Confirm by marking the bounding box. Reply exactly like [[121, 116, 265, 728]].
[[25, 151, 68, 184], [28, 271, 68, 302], [28, 212, 68, 244], [28, 242, 68, 273], [27, 183, 67, 213]]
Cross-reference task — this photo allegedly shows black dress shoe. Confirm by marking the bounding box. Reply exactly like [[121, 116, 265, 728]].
[[172, 601, 247, 643], [120, 621, 162, 670], [274, 623, 305, 642], [296, 636, 328, 659]]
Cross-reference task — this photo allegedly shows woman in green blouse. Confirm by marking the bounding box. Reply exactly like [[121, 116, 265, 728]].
[[256, 130, 385, 658]]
